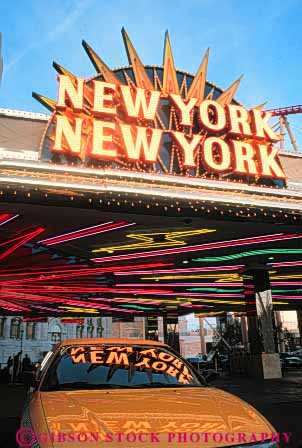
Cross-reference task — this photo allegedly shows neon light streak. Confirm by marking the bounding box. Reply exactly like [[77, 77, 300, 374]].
[[117, 282, 242, 288], [38, 221, 135, 245], [193, 248, 302, 262], [30, 305, 66, 313], [92, 228, 216, 253], [0, 227, 45, 261], [91, 233, 300, 263], [0, 214, 19, 226], [115, 265, 244, 276], [140, 273, 242, 281], [270, 261, 302, 268], [188, 287, 243, 293], [273, 295, 302, 299], [0, 263, 172, 285], [0, 299, 31, 312]]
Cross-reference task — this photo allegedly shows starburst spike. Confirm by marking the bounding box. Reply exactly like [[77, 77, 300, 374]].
[[162, 31, 180, 95], [53, 61, 76, 78], [186, 48, 209, 104], [216, 75, 243, 106], [82, 40, 121, 84], [121, 27, 154, 90], [32, 92, 56, 112], [252, 102, 267, 110]]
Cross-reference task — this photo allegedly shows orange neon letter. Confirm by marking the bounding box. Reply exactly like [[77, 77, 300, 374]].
[[53, 115, 83, 154], [57, 75, 84, 111], [91, 120, 116, 159], [227, 104, 252, 137], [172, 132, 201, 167], [203, 137, 231, 171], [258, 144, 286, 178], [232, 140, 258, 175], [120, 85, 161, 120], [106, 352, 129, 366], [120, 124, 163, 162], [69, 347, 85, 363], [92, 81, 117, 116], [170, 94, 197, 126], [199, 100, 226, 132], [251, 110, 279, 141]]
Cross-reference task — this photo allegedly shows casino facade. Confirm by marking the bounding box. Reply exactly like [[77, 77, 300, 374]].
[[0, 29, 302, 377]]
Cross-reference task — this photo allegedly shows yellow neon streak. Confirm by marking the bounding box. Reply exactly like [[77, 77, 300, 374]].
[[59, 306, 99, 313], [271, 274, 302, 280], [92, 228, 215, 253], [141, 273, 242, 281]]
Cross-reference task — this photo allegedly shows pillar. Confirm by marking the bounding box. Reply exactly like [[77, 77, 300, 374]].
[[297, 310, 302, 340], [145, 316, 158, 340], [162, 316, 180, 353], [275, 311, 285, 352], [199, 317, 206, 355], [240, 316, 249, 350], [242, 264, 281, 379]]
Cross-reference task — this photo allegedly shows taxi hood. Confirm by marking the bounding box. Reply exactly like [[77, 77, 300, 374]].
[[40, 386, 275, 448]]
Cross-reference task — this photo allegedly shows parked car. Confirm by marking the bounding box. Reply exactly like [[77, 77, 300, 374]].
[[21, 339, 278, 447], [186, 356, 208, 371], [279, 352, 302, 369]]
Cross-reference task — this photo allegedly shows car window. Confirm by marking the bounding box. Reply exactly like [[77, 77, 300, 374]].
[[40, 344, 203, 391]]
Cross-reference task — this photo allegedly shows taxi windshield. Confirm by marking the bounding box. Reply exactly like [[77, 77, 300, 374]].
[[40, 344, 203, 391]]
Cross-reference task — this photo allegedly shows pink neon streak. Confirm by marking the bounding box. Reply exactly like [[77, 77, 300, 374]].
[[273, 295, 302, 299], [115, 265, 245, 276], [116, 282, 242, 287], [0, 214, 19, 227], [271, 261, 302, 268], [38, 221, 136, 245], [91, 233, 300, 263], [0, 227, 45, 261]]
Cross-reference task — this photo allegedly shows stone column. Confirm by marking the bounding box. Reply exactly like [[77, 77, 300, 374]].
[[242, 264, 281, 379], [199, 317, 206, 355], [145, 316, 158, 340], [240, 316, 249, 350], [163, 316, 180, 353], [4, 317, 11, 338], [297, 310, 302, 340], [275, 311, 285, 352]]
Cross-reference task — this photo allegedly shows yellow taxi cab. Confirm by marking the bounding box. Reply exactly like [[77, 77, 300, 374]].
[[20, 338, 279, 447]]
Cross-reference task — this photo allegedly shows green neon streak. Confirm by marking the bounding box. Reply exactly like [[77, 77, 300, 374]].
[[188, 287, 243, 293], [193, 249, 302, 263], [272, 289, 302, 293], [121, 304, 157, 311]]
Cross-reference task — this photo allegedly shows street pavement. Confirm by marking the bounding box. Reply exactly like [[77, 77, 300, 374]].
[[215, 371, 302, 448], [0, 371, 301, 448]]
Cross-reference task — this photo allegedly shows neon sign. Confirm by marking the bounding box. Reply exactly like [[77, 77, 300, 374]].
[[36, 29, 286, 183], [67, 345, 193, 384]]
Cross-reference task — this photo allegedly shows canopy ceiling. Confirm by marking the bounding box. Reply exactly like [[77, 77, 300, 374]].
[[0, 202, 301, 319]]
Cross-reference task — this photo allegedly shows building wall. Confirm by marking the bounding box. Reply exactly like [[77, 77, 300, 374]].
[[0, 316, 112, 368]]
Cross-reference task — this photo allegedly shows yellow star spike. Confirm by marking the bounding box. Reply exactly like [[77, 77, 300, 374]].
[[216, 74, 243, 106], [92, 228, 215, 253], [252, 102, 267, 110], [186, 48, 209, 105], [32, 92, 56, 112], [121, 27, 154, 90], [162, 31, 180, 95], [82, 40, 121, 85]]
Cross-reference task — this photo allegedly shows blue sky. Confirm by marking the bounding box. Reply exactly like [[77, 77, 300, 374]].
[[1, 0, 302, 113]]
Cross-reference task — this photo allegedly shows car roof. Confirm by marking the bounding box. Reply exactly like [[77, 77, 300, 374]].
[[56, 338, 168, 349]]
